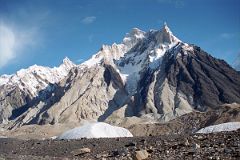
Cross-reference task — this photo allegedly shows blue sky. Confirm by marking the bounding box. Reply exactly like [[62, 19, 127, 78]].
[[0, 0, 239, 74]]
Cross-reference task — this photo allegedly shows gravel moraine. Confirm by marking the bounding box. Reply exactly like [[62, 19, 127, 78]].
[[0, 130, 239, 160]]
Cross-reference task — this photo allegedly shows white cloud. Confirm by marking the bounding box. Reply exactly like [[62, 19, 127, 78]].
[[88, 34, 94, 43], [0, 24, 15, 68], [157, 0, 185, 8], [76, 58, 84, 63], [0, 21, 36, 68], [220, 33, 235, 39], [81, 16, 96, 24]]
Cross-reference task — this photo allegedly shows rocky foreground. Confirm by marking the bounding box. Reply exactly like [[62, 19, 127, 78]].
[[0, 130, 239, 160]]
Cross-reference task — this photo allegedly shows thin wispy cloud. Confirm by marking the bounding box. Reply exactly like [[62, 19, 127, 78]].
[[76, 58, 84, 63], [81, 16, 96, 24], [88, 34, 94, 43], [0, 21, 37, 68], [220, 33, 235, 39], [157, 0, 185, 8]]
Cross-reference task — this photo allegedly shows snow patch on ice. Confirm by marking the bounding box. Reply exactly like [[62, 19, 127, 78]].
[[197, 122, 240, 134], [57, 122, 133, 139]]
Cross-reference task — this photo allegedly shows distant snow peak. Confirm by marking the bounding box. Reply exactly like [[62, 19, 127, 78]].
[[0, 57, 76, 96], [0, 74, 11, 85], [62, 57, 74, 66], [59, 57, 76, 71]]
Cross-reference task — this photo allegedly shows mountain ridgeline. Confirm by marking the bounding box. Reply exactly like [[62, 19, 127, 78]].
[[0, 24, 240, 129]]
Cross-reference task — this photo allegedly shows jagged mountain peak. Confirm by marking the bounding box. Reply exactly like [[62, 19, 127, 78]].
[[82, 24, 182, 69], [62, 57, 73, 65], [162, 22, 171, 32], [123, 27, 145, 48], [60, 57, 76, 70], [128, 27, 145, 38], [156, 23, 181, 44], [0, 74, 11, 86]]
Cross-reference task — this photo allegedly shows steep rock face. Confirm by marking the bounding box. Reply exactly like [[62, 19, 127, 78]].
[[9, 64, 133, 128], [1, 24, 240, 129], [165, 45, 240, 109], [0, 85, 28, 123], [136, 43, 240, 121], [37, 65, 126, 124]]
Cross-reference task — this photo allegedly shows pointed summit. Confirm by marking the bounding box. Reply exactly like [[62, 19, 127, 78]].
[[163, 22, 171, 32], [157, 23, 181, 44], [163, 22, 168, 28], [63, 57, 71, 63], [61, 57, 76, 68], [161, 22, 172, 35]]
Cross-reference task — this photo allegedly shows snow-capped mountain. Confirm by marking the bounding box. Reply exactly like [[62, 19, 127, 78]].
[[0, 58, 76, 124], [0, 24, 240, 129], [0, 57, 75, 96], [82, 24, 182, 94]]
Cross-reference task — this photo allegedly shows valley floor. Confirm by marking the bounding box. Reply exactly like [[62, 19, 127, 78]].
[[0, 130, 239, 160]]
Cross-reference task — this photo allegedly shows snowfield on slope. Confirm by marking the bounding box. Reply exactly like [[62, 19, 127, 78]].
[[197, 122, 240, 134], [57, 122, 133, 139]]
